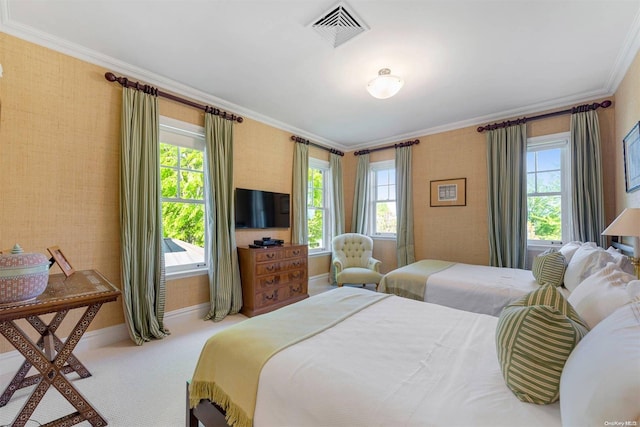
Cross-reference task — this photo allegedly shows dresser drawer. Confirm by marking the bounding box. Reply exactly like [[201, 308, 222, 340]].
[[283, 269, 306, 283], [283, 258, 306, 270], [254, 286, 289, 309], [256, 274, 281, 290], [287, 282, 306, 298], [255, 250, 281, 262], [284, 246, 306, 259], [255, 262, 281, 275]]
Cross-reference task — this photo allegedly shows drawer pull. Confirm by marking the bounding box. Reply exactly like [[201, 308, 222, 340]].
[[266, 265, 275, 272], [292, 261, 301, 267], [290, 272, 301, 280], [266, 253, 275, 259], [292, 250, 300, 256], [290, 284, 302, 294], [264, 291, 277, 301], [265, 279, 274, 285]]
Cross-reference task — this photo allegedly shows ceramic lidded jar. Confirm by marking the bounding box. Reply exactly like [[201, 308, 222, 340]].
[[0, 244, 50, 304]]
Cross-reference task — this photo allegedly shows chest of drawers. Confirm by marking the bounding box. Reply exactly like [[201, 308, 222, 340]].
[[237, 243, 308, 317]]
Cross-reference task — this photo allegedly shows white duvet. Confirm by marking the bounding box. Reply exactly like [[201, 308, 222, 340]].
[[425, 262, 543, 316], [254, 290, 560, 427]]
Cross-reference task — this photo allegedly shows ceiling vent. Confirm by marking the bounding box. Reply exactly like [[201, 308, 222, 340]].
[[309, 2, 369, 48]]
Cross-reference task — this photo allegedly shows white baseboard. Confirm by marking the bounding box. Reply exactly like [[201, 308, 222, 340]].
[[0, 276, 327, 375], [309, 273, 330, 285]]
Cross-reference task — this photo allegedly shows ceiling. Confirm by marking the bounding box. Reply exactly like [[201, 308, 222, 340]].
[[1, 0, 639, 151]]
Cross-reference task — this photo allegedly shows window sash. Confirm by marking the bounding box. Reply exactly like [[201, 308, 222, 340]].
[[159, 116, 208, 274], [370, 160, 396, 237], [308, 158, 331, 252], [526, 132, 571, 245]]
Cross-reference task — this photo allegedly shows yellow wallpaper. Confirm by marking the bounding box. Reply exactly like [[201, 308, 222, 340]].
[[345, 96, 619, 273], [0, 31, 634, 355], [614, 50, 640, 210]]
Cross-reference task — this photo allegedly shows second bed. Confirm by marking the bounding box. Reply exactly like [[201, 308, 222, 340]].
[[378, 259, 551, 316]]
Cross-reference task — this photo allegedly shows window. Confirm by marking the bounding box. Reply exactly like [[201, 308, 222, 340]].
[[159, 117, 207, 274], [307, 158, 330, 252], [370, 160, 397, 237], [526, 132, 571, 244]]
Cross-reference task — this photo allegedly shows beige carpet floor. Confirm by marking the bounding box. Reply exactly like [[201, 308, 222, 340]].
[[0, 281, 377, 426]]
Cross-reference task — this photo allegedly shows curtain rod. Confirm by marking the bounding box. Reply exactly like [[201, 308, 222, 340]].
[[476, 100, 612, 133], [104, 72, 243, 123], [354, 139, 420, 156], [291, 136, 344, 156]]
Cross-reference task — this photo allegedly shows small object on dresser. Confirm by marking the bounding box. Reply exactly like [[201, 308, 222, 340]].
[[0, 244, 50, 304], [47, 245, 75, 277]]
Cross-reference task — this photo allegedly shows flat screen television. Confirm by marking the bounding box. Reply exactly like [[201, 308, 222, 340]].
[[235, 188, 290, 229]]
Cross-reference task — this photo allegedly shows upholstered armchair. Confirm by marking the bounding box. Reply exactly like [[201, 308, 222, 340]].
[[332, 233, 383, 290]]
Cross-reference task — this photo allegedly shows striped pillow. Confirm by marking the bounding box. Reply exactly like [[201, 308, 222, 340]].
[[532, 249, 567, 287], [496, 284, 589, 404]]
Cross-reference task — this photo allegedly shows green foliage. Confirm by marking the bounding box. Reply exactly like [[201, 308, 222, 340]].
[[527, 196, 561, 241], [160, 143, 205, 248], [376, 202, 396, 234], [307, 168, 325, 248]]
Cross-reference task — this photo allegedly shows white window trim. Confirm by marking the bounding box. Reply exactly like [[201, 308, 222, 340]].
[[160, 116, 209, 278], [526, 131, 571, 246], [308, 157, 331, 253], [369, 160, 397, 238]]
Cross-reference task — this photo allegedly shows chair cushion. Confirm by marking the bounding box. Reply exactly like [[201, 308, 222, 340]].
[[496, 284, 589, 404], [336, 267, 383, 285], [332, 233, 374, 269]]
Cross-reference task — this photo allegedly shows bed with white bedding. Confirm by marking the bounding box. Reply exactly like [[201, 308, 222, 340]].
[[378, 259, 546, 316], [188, 249, 640, 427], [188, 287, 563, 427], [253, 290, 561, 427]]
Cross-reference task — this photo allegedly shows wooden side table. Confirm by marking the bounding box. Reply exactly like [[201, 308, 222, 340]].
[[0, 269, 120, 427]]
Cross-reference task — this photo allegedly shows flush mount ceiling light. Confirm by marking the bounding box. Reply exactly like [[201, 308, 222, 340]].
[[366, 68, 404, 99]]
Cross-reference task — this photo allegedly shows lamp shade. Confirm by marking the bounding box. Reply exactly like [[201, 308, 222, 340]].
[[601, 208, 640, 237], [367, 68, 404, 99]]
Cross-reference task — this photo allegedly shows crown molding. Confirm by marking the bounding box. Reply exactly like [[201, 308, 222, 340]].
[[0, 1, 340, 149], [1, 0, 637, 154]]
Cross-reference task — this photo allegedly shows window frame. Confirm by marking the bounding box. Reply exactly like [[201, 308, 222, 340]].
[[159, 116, 209, 278], [307, 157, 331, 254], [369, 160, 397, 239], [526, 131, 572, 246]]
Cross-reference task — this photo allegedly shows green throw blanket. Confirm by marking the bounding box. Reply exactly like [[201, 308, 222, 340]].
[[379, 259, 455, 301], [189, 287, 390, 427]]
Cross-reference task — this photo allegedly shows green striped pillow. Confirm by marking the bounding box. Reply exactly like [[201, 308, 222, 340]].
[[496, 284, 589, 404], [532, 249, 567, 287]]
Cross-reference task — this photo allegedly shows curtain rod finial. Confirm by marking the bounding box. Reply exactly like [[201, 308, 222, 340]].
[[105, 72, 117, 82]]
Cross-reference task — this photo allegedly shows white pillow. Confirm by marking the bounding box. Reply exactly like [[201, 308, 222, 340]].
[[563, 243, 614, 292], [567, 262, 636, 328], [560, 301, 640, 426], [558, 241, 583, 264], [606, 246, 636, 275]]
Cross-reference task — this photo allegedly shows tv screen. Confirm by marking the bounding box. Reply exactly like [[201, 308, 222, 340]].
[[235, 188, 290, 229]]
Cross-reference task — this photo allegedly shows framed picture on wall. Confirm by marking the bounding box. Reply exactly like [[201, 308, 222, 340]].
[[430, 178, 467, 207], [624, 121, 640, 193]]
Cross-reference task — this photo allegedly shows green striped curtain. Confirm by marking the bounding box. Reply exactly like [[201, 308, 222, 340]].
[[330, 153, 345, 285], [292, 143, 308, 244], [203, 114, 242, 321], [487, 124, 528, 268], [396, 146, 415, 267], [570, 110, 605, 247], [120, 87, 169, 345], [351, 154, 370, 234]]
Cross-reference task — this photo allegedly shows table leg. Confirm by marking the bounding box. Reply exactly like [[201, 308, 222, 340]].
[[0, 310, 92, 407], [28, 313, 92, 378], [0, 303, 108, 426]]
